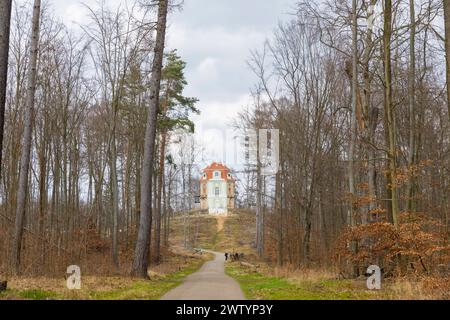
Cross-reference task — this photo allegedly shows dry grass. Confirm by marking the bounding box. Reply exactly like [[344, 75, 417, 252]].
[[227, 260, 450, 300], [214, 210, 256, 256], [272, 266, 336, 283], [242, 262, 450, 300], [0, 250, 210, 300], [168, 212, 218, 250], [7, 276, 136, 295], [384, 279, 429, 300], [220, 211, 450, 300], [216, 216, 225, 233]]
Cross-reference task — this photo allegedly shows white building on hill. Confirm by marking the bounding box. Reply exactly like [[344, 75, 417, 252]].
[[200, 162, 235, 215]]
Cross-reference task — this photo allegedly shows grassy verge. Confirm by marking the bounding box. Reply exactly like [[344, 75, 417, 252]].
[[226, 263, 387, 300], [0, 253, 209, 300]]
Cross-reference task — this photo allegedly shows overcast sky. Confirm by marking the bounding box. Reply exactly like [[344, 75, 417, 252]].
[[41, 0, 294, 169]]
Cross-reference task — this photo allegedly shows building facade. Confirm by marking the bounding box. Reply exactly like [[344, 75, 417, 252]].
[[200, 162, 235, 215]]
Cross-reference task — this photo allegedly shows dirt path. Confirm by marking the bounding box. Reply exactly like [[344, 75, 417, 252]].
[[216, 216, 225, 233], [160, 251, 245, 300]]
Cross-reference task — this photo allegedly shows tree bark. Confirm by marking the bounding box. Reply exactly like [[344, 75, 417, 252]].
[[362, 0, 378, 224], [348, 0, 358, 227], [383, 0, 399, 227], [444, 0, 450, 122], [256, 133, 264, 258], [12, 0, 42, 275], [0, 0, 12, 178], [407, 0, 417, 212], [110, 131, 120, 269], [132, 0, 168, 278], [154, 129, 167, 263]]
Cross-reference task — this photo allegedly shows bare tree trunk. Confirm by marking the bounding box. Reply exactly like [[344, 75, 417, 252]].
[[444, 0, 450, 122], [348, 0, 358, 227], [362, 0, 378, 224], [164, 164, 172, 246], [162, 163, 167, 246], [110, 131, 120, 270], [12, 0, 42, 274], [154, 130, 167, 263], [0, 0, 12, 178], [256, 137, 264, 258], [383, 0, 399, 227], [275, 170, 283, 266], [407, 0, 417, 212], [132, 0, 168, 278]]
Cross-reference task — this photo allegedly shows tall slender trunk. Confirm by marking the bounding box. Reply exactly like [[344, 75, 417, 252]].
[[165, 165, 172, 246], [110, 130, 120, 269], [154, 130, 167, 263], [162, 164, 167, 246], [132, 0, 168, 278], [443, 1, 450, 232], [362, 0, 378, 224], [407, 0, 417, 212], [255, 133, 264, 258], [444, 0, 450, 122], [0, 0, 12, 178], [38, 134, 47, 271], [383, 0, 399, 227], [275, 170, 283, 266], [12, 0, 42, 274], [348, 0, 358, 227]]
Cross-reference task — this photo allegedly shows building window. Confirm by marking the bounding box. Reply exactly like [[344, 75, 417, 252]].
[[214, 171, 220, 178], [215, 187, 220, 196]]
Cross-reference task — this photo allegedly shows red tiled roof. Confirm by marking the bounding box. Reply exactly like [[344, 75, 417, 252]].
[[201, 162, 234, 181]]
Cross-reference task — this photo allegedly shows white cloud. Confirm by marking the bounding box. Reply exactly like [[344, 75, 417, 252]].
[[192, 94, 253, 168], [166, 22, 267, 105], [195, 57, 219, 83]]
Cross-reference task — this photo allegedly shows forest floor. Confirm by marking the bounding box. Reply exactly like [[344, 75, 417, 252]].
[[0, 251, 210, 300], [1, 210, 447, 300], [213, 210, 447, 300], [0, 211, 217, 300], [224, 263, 439, 300]]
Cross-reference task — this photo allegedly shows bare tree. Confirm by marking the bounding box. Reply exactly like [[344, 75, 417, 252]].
[[12, 0, 42, 274], [348, 0, 358, 227], [383, 0, 399, 227], [445, 0, 450, 122], [0, 0, 12, 178], [132, 0, 169, 278], [84, 1, 151, 270], [406, 0, 417, 213]]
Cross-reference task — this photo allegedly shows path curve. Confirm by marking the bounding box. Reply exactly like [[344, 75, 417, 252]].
[[161, 251, 245, 300]]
